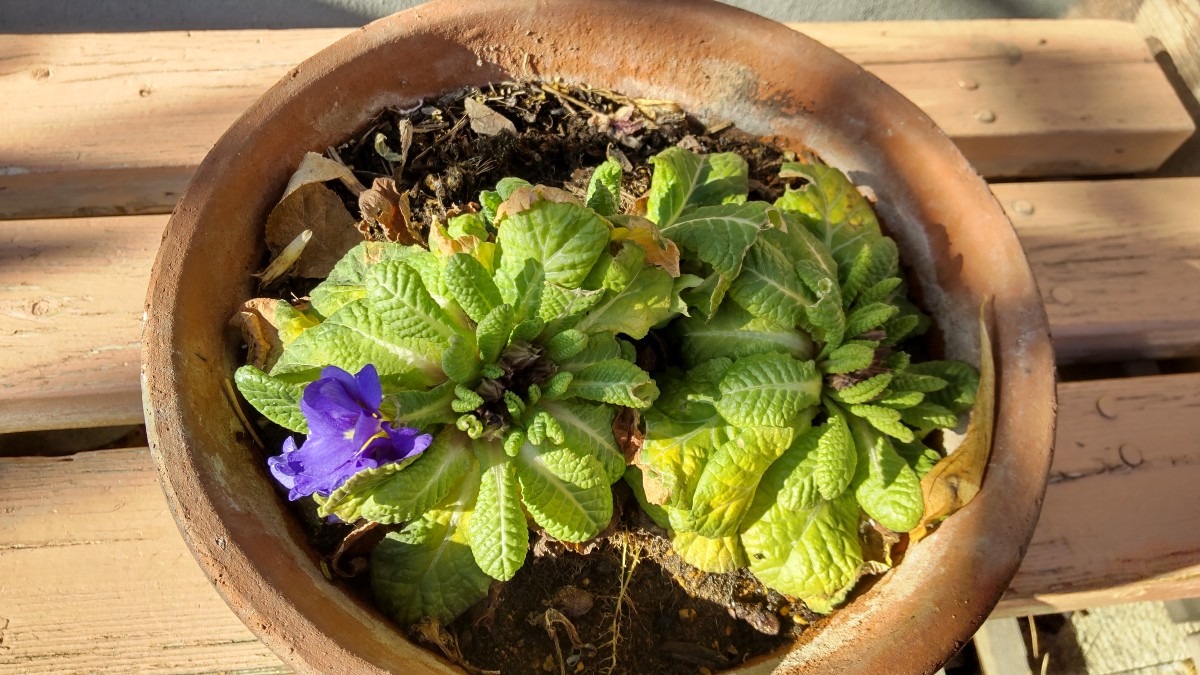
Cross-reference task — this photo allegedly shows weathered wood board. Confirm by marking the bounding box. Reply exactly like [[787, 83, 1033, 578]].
[[0, 20, 1191, 219]]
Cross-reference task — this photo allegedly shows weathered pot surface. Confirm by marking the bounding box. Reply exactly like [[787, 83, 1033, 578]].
[[142, 1, 1056, 672]]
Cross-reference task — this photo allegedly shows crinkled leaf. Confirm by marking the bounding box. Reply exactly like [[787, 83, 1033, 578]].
[[848, 415, 924, 532], [799, 273, 846, 351], [574, 265, 679, 340], [814, 411, 856, 501], [822, 341, 878, 375], [538, 284, 605, 327], [366, 260, 470, 346], [476, 303, 514, 364], [740, 491, 863, 615], [495, 258, 544, 324], [676, 302, 813, 368], [770, 426, 823, 512], [441, 334, 480, 384], [496, 177, 531, 199], [447, 212, 491, 241], [876, 389, 925, 409], [830, 373, 894, 405], [845, 303, 900, 340], [847, 404, 915, 443], [540, 399, 625, 483], [370, 464, 491, 625], [891, 371, 949, 393], [894, 439, 942, 479], [270, 300, 443, 389], [558, 333, 627, 373], [640, 376, 732, 508], [443, 253, 502, 323], [671, 530, 747, 573], [309, 242, 418, 316], [234, 365, 307, 433], [842, 238, 899, 306], [661, 202, 776, 313], [776, 161, 883, 276], [907, 360, 980, 415], [609, 214, 682, 278], [715, 353, 821, 428], [900, 401, 960, 431], [686, 425, 796, 537], [728, 233, 812, 327], [585, 158, 622, 217], [497, 187, 609, 288], [515, 442, 612, 542], [912, 311, 995, 540], [646, 148, 749, 227], [567, 359, 659, 409], [858, 276, 904, 306], [467, 448, 529, 581], [318, 429, 474, 524]]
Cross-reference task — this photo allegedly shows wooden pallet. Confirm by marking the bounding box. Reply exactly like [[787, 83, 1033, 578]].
[[1, 19, 1199, 672]]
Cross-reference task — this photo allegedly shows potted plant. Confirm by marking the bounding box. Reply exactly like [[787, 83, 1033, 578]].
[[142, 1, 1055, 673]]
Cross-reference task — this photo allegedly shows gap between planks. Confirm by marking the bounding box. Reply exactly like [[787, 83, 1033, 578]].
[[0, 20, 1191, 219], [2, 373, 1199, 671], [6, 178, 1200, 435]]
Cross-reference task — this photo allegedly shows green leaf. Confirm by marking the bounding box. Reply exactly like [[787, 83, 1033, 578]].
[[646, 148, 749, 227], [319, 429, 474, 524], [309, 242, 419, 317], [497, 192, 609, 288], [890, 371, 948, 393], [558, 333, 627, 373], [671, 530, 747, 573], [496, 177, 531, 199], [639, 373, 733, 508], [385, 381, 458, 430], [585, 158, 623, 216], [800, 273, 846, 351], [515, 442, 612, 542], [894, 439, 942, 478], [842, 238, 899, 306], [858, 277, 903, 306], [830, 373, 894, 405], [441, 334, 480, 384], [676, 302, 813, 368], [443, 253, 502, 323], [740, 491, 863, 615], [876, 390, 925, 409], [539, 399, 625, 483], [770, 426, 823, 512], [480, 190, 503, 225], [822, 341, 878, 375], [686, 425, 796, 537], [584, 240, 645, 293], [468, 447, 529, 581], [475, 303, 514, 364], [274, 301, 320, 345], [847, 404, 916, 443], [538, 284, 605, 327], [848, 415, 924, 532], [776, 161, 883, 277], [845, 303, 900, 340], [574, 265, 679, 340], [495, 258, 544, 323], [728, 233, 812, 327], [661, 202, 776, 313], [900, 401, 960, 431], [907, 360, 980, 414], [567, 359, 659, 409], [772, 211, 839, 282], [366, 259, 471, 346], [447, 212, 491, 241], [234, 365, 307, 433], [814, 411, 856, 500], [544, 329, 589, 361], [370, 464, 492, 625], [714, 353, 821, 427], [270, 300, 444, 389]]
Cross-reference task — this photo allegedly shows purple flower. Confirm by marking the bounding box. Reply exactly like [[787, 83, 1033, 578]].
[[268, 364, 433, 500]]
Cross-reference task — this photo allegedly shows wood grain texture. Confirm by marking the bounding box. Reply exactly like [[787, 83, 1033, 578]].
[[7, 178, 1199, 434], [0, 20, 1191, 219], [0, 448, 288, 673], [994, 373, 1200, 617], [993, 178, 1200, 363], [3, 373, 1197, 670]]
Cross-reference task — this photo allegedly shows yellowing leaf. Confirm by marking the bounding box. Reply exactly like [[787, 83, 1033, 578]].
[[610, 215, 681, 278], [910, 303, 995, 542]]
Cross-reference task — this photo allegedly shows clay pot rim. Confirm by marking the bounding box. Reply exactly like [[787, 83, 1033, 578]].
[[142, 1, 1056, 673]]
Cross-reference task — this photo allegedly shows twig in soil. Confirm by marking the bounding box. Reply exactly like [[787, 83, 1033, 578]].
[[600, 534, 644, 675], [530, 608, 589, 675], [539, 83, 603, 116], [415, 617, 500, 675], [329, 520, 378, 577], [409, 109, 470, 167], [223, 377, 264, 449]]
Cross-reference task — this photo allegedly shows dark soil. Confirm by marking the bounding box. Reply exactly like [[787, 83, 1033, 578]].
[[283, 81, 826, 673]]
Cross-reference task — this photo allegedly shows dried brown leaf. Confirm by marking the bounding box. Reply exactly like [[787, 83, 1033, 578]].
[[910, 302, 996, 542], [493, 185, 583, 223], [229, 298, 284, 370], [359, 177, 419, 245], [283, 151, 365, 198], [611, 216, 681, 278], [464, 97, 517, 137], [266, 183, 362, 279]]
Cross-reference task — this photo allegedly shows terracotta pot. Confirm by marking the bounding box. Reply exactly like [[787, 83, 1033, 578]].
[[142, 1, 1056, 672]]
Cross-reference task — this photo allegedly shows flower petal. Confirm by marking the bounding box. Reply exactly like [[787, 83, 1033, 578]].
[[353, 364, 384, 410]]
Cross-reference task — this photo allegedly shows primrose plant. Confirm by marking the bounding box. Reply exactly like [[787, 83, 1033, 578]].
[[235, 144, 980, 627], [235, 166, 696, 624]]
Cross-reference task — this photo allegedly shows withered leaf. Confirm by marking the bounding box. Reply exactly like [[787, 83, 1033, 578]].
[[910, 302, 996, 542], [283, 151, 365, 198], [464, 97, 517, 137], [229, 298, 285, 370], [266, 183, 362, 279], [611, 215, 682, 278], [493, 185, 581, 222], [359, 177, 420, 245]]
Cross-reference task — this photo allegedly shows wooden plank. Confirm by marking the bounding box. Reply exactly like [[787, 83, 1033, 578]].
[[0, 448, 288, 673], [0, 20, 1190, 219], [7, 177, 1200, 434], [995, 373, 1200, 617], [992, 178, 1200, 363], [2, 373, 1198, 669], [0, 215, 158, 434], [974, 619, 1033, 675]]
